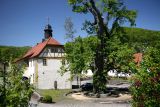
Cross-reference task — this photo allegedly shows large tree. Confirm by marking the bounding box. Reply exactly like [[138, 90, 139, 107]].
[[68, 0, 137, 93]]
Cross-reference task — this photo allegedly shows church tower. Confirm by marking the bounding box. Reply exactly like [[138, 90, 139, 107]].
[[44, 24, 53, 40]]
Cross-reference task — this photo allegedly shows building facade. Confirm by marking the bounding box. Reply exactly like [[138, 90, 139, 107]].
[[21, 24, 71, 89]]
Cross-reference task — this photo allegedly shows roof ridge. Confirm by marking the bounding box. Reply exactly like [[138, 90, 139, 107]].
[[46, 37, 52, 44], [19, 37, 63, 60]]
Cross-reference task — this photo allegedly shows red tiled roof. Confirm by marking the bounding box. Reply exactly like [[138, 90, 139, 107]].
[[133, 53, 142, 66], [23, 37, 62, 59]]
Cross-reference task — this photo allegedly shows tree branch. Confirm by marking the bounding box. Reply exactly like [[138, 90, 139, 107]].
[[89, 0, 109, 38], [83, 2, 97, 26], [109, 17, 120, 36]]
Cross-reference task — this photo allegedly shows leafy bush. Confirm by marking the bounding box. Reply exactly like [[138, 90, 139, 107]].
[[0, 63, 33, 107], [130, 70, 160, 107], [41, 95, 52, 103], [130, 47, 160, 107]]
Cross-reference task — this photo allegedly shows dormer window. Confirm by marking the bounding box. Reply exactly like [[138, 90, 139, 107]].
[[43, 59, 47, 66]]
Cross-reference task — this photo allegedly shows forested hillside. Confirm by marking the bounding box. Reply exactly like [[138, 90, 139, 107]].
[[0, 46, 31, 62], [122, 27, 160, 51]]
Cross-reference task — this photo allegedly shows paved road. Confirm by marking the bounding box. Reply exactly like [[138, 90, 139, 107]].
[[38, 101, 131, 107]]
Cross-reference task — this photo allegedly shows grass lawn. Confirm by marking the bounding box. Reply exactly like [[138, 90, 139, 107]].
[[36, 89, 71, 102]]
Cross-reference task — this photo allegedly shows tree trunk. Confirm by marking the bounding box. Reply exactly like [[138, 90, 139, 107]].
[[93, 35, 107, 94], [85, 0, 109, 94], [76, 75, 79, 86]]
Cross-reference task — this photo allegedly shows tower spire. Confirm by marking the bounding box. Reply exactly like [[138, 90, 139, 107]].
[[47, 17, 50, 25], [44, 17, 53, 40]]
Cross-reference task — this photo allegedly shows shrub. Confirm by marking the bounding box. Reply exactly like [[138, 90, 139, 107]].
[[0, 64, 33, 107], [130, 70, 160, 107], [41, 95, 52, 103], [130, 47, 160, 107]]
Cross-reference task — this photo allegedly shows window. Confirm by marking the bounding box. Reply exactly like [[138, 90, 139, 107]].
[[58, 48, 64, 53], [58, 48, 61, 53], [51, 48, 54, 53], [25, 60, 29, 67], [51, 48, 58, 53], [48, 48, 51, 53], [61, 48, 64, 53], [43, 59, 47, 66], [51, 47, 64, 53]]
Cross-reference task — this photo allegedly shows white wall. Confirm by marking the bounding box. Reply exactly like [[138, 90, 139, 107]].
[[37, 58, 71, 89]]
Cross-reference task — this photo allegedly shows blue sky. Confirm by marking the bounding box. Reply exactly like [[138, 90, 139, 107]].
[[0, 0, 160, 46]]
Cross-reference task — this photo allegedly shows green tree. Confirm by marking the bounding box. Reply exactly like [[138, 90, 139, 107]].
[[105, 34, 136, 74], [59, 36, 99, 86], [68, 0, 136, 93], [0, 63, 33, 107]]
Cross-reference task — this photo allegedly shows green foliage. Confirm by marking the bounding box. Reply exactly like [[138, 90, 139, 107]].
[[65, 36, 85, 75], [100, 0, 136, 26], [105, 27, 160, 73], [68, 0, 88, 13], [130, 47, 160, 107], [68, 0, 137, 36], [0, 46, 30, 62], [83, 36, 100, 64], [82, 20, 97, 34], [60, 36, 99, 78], [122, 27, 160, 51], [41, 95, 52, 103], [105, 33, 136, 72], [0, 63, 33, 107], [93, 72, 107, 92]]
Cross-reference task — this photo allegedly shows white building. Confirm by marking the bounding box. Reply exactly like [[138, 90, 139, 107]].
[[20, 24, 71, 89]]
